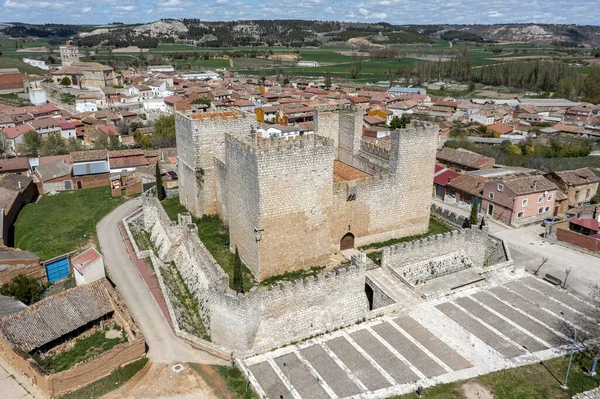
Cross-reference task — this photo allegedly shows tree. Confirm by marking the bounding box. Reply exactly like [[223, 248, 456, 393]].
[[582, 71, 600, 104], [22, 130, 42, 157], [349, 58, 362, 79], [470, 197, 479, 226], [390, 114, 411, 129], [108, 134, 122, 151], [324, 70, 332, 88], [67, 137, 82, 152], [93, 133, 109, 149], [40, 132, 68, 156], [60, 77, 71, 86], [0, 274, 45, 305], [153, 114, 176, 148], [233, 246, 244, 293], [155, 162, 165, 200]]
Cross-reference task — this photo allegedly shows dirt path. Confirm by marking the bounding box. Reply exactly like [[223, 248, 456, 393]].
[[461, 381, 494, 399], [102, 362, 219, 399]]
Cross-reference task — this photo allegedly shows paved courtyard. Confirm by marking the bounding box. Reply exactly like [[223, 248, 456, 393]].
[[241, 273, 596, 399]]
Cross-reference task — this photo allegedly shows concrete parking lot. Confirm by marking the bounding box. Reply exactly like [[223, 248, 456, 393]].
[[242, 272, 594, 399]]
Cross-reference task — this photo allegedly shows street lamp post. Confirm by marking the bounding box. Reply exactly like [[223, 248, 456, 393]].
[[560, 310, 577, 390], [281, 359, 292, 399]]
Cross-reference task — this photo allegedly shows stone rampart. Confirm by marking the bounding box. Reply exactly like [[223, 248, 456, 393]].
[[138, 193, 369, 353], [360, 140, 390, 160], [381, 228, 488, 271]]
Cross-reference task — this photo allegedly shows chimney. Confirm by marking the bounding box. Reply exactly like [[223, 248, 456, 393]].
[[533, 178, 537, 191], [18, 181, 22, 190]]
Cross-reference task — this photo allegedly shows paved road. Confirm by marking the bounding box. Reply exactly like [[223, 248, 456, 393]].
[[97, 199, 224, 364], [433, 199, 600, 299], [0, 356, 43, 399], [243, 272, 591, 399]]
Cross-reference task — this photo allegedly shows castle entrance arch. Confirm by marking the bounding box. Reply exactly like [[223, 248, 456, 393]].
[[340, 233, 355, 250]]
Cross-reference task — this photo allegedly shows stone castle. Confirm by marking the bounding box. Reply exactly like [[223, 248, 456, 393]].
[[176, 106, 439, 280]]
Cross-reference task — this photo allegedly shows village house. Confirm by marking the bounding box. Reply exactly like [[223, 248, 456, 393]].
[[0, 246, 42, 286], [436, 147, 495, 172], [72, 247, 105, 285], [0, 124, 35, 155], [70, 149, 110, 189], [0, 69, 28, 94], [445, 173, 488, 211], [545, 168, 600, 212], [481, 174, 558, 227], [0, 279, 146, 398]]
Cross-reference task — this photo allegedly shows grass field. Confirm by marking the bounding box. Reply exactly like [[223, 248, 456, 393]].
[[58, 357, 148, 399], [34, 326, 126, 373], [161, 197, 255, 291], [395, 356, 600, 399], [14, 187, 126, 260], [0, 56, 48, 74]]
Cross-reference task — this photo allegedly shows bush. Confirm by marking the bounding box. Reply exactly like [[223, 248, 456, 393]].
[[0, 274, 45, 305]]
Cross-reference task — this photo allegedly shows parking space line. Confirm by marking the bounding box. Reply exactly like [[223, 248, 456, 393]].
[[367, 325, 427, 380], [320, 342, 369, 392], [343, 333, 397, 386]]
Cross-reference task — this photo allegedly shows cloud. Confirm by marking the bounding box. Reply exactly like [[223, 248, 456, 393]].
[[0, 0, 598, 25]]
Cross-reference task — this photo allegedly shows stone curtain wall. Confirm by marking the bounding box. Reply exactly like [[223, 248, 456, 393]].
[[381, 228, 489, 271], [431, 203, 468, 228], [331, 124, 439, 249], [223, 135, 262, 276], [254, 135, 336, 279], [140, 193, 369, 352], [176, 111, 257, 216]]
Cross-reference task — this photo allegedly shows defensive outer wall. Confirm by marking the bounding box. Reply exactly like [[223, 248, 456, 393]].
[[128, 192, 513, 355]]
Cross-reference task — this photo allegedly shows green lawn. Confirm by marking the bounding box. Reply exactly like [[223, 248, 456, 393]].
[[58, 357, 148, 399], [0, 56, 48, 74], [34, 326, 126, 373], [14, 187, 126, 260], [394, 356, 600, 399], [161, 197, 255, 291]]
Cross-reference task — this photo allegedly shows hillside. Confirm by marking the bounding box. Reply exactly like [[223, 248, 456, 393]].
[[1, 21, 600, 48], [0, 56, 47, 75]]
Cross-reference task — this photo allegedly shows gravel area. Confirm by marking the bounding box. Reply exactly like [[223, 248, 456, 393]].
[[349, 329, 419, 384], [523, 277, 597, 316], [249, 361, 290, 399], [371, 322, 446, 378], [325, 336, 391, 391], [394, 315, 472, 371], [435, 302, 524, 358], [274, 353, 330, 399], [473, 291, 564, 346], [455, 296, 548, 352], [300, 344, 362, 398]]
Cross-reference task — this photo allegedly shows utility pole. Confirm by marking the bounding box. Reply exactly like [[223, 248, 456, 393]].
[[559, 310, 577, 390]]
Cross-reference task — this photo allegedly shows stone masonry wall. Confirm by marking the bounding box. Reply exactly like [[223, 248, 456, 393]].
[[176, 111, 257, 216], [254, 135, 336, 279], [141, 193, 369, 352], [331, 124, 439, 249], [381, 228, 489, 271], [224, 135, 262, 277]]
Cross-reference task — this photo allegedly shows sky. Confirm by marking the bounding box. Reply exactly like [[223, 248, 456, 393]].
[[0, 0, 599, 25]]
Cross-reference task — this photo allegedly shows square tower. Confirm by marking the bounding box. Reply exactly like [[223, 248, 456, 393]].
[[60, 45, 80, 67]]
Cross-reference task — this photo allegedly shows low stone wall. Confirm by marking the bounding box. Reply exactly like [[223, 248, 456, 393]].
[[381, 228, 488, 270], [135, 192, 370, 354], [366, 276, 396, 310], [431, 203, 467, 228], [0, 336, 146, 399]]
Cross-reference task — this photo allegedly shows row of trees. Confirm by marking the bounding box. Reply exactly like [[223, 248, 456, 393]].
[[19, 130, 122, 157]]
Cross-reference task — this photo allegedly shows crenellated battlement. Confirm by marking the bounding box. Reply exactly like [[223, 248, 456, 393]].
[[333, 173, 393, 192], [225, 133, 334, 154], [360, 140, 390, 160]]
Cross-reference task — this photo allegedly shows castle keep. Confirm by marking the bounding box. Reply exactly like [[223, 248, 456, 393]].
[[176, 106, 439, 280]]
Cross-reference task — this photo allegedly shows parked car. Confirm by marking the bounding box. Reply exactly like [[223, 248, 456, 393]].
[[542, 217, 561, 227]]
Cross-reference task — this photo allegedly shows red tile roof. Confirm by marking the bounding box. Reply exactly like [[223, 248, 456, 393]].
[[1, 124, 35, 139], [570, 218, 599, 232], [72, 247, 102, 273]]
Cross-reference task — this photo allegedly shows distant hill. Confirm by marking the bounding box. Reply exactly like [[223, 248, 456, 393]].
[[1, 21, 600, 48]]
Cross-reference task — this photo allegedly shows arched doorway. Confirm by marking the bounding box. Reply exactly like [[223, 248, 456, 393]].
[[340, 233, 355, 250]]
